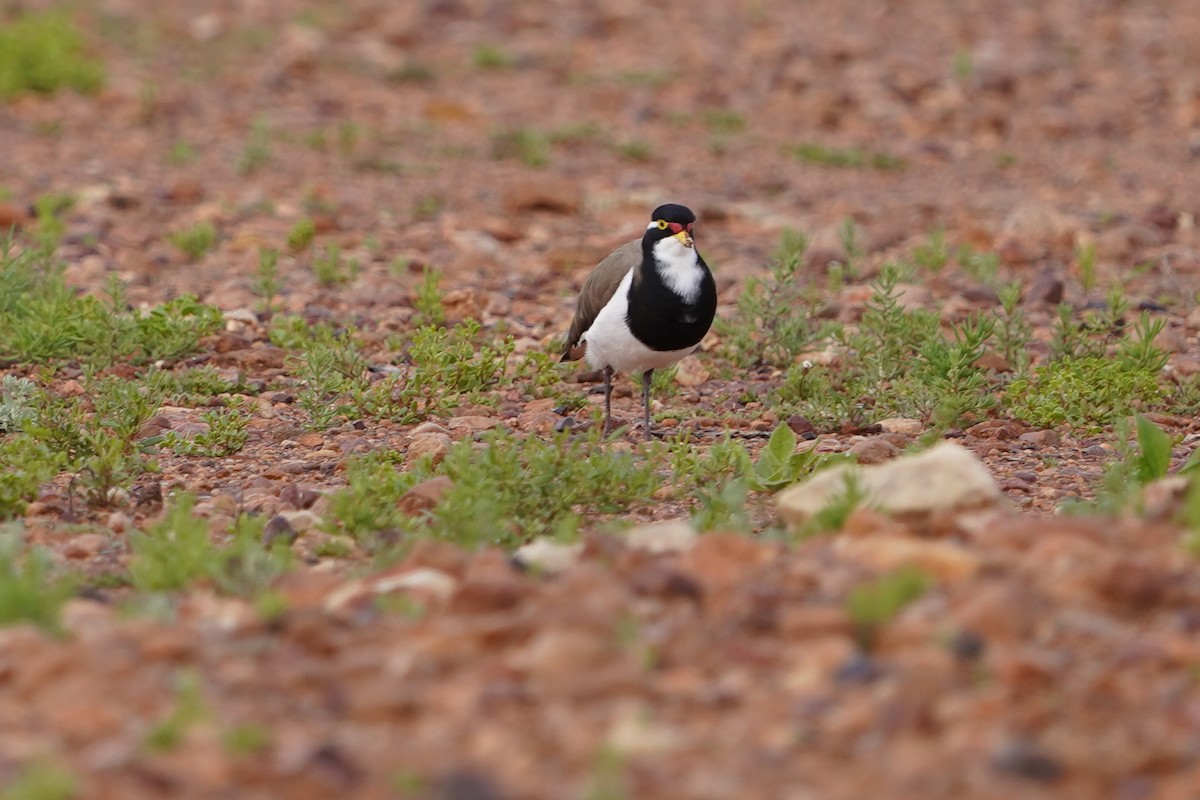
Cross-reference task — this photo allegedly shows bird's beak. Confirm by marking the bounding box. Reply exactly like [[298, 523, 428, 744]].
[[674, 230, 694, 248]]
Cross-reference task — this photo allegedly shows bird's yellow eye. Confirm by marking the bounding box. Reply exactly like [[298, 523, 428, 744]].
[[655, 220, 668, 230]]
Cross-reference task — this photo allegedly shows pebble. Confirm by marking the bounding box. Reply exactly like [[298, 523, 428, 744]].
[[624, 520, 698, 554], [397, 476, 454, 516], [848, 436, 901, 465], [65, 533, 108, 559], [406, 431, 453, 466], [877, 417, 923, 436]]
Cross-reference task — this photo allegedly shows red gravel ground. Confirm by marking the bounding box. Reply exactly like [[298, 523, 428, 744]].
[[5, 0, 1200, 797]]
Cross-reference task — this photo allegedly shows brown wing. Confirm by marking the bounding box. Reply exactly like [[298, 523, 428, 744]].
[[560, 238, 642, 362]]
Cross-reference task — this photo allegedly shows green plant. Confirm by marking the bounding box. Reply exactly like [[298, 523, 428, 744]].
[[1076, 241, 1098, 295], [252, 247, 281, 311], [913, 229, 949, 274], [613, 139, 654, 162], [845, 566, 930, 649], [799, 470, 867, 538], [0, 526, 74, 632], [1, 759, 78, 800], [237, 116, 272, 175], [168, 140, 197, 166], [312, 244, 356, 287], [160, 408, 249, 457], [129, 495, 215, 591], [413, 267, 446, 327], [0, 11, 105, 98], [1084, 415, 1175, 516], [472, 43, 512, 69], [1006, 353, 1163, 430], [717, 227, 823, 368], [691, 480, 752, 533], [957, 246, 1001, 289], [0, 375, 38, 432], [995, 282, 1032, 373], [704, 110, 746, 135], [0, 435, 64, 520], [144, 670, 207, 752], [212, 513, 293, 596], [786, 142, 904, 170], [749, 424, 833, 491], [491, 127, 550, 167], [287, 218, 316, 252], [330, 430, 663, 547], [222, 723, 272, 756], [169, 221, 217, 261]]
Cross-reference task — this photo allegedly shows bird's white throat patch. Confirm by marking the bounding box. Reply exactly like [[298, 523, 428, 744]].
[[651, 237, 703, 302]]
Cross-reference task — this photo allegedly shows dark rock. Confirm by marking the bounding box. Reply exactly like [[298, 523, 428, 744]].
[[1024, 273, 1064, 306], [280, 483, 321, 510], [262, 514, 297, 546], [991, 739, 1064, 782]]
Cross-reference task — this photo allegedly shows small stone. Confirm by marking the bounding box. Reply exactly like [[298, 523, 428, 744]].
[[106, 511, 131, 533], [1142, 475, 1189, 521], [411, 421, 450, 436], [624, 520, 698, 554], [446, 416, 502, 434], [679, 533, 773, 591], [991, 739, 1064, 782], [397, 476, 453, 516], [837, 536, 982, 582], [1017, 429, 1059, 446], [0, 202, 31, 229], [64, 533, 107, 559], [502, 179, 583, 215], [451, 550, 525, 613], [280, 483, 321, 509], [406, 432, 453, 466], [877, 417, 922, 435], [371, 567, 458, 603], [513, 538, 584, 575], [1024, 274, 1065, 306], [279, 510, 323, 533], [293, 432, 325, 448], [262, 514, 298, 546], [673, 358, 709, 387], [848, 436, 901, 465], [517, 409, 560, 434]]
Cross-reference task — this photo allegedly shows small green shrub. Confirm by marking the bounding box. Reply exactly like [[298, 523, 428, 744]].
[[287, 218, 316, 252], [0, 528, 75, 632], [846, 566, 929, 649], [786, 142, 904, 170], [169, 221, 217, 261], [0, 11, 104, 99], [1005, 356, 1163, 429], [491, 127, 550, 167], [718, 228, 823, 368]]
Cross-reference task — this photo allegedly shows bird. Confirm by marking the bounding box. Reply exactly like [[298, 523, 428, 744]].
[[561, 203, 717, 440]]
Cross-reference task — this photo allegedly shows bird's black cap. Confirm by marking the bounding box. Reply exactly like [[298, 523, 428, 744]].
[[649, 204, 696, 225]]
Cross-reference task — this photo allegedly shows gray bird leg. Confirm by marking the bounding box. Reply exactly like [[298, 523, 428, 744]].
[[603, 365, 614, 435], [642, 369, 654, 440]]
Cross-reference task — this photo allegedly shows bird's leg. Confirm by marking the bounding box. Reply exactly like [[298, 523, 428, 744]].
[[603, 365, 614, 436], [642, 369, 654, 441]]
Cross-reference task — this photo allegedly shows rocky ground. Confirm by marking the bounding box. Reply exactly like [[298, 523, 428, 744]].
[[4, 0, 1200, 797]]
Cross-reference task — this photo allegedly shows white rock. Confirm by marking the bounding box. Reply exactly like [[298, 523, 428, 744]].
[[877, 417, 923, 435], [624, 520, 697, 554], [513, 538, 584, 575], [776, 441, 1002, 528], [372, 568, 458, 601]]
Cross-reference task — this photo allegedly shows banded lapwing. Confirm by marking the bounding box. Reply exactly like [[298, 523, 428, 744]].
[[561, 203, 716, 439]]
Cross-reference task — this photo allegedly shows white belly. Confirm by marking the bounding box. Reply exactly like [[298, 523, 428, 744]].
[[581, 269, 698, 373]]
